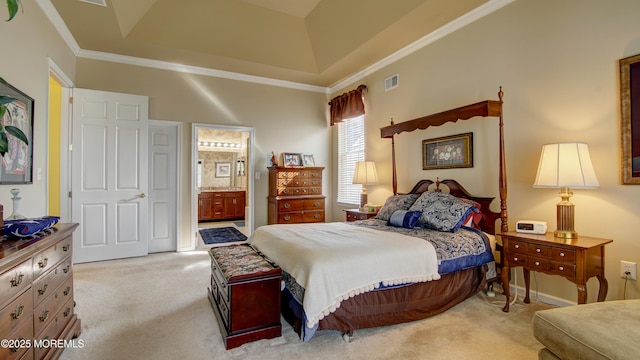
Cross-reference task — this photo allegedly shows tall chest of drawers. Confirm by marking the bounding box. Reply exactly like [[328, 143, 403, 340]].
[[267, 166, 325, 224], [0, 223, 81, 360]]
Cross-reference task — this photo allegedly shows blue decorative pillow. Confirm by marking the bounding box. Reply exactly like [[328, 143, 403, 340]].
[[387, 210, 422, 229], [3, 216, 60, 238], [374, 194, 420, 221], [408, 192, 479, 232]]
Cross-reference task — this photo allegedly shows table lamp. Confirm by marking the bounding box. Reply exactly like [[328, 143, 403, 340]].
[[352, 161, 378, 210], [533, 143, 599, 239]]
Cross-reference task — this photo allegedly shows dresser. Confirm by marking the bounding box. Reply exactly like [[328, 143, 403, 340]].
[[267, 166, 325, 224], [207, 244, 281, 350], [499, 231, 612, 312], [0, 223, 81, 360]]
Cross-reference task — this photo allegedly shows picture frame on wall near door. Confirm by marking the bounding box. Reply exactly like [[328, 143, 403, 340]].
[[0, 79, 34, 184]]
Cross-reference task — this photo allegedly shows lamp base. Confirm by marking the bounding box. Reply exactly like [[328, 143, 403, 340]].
[[360, 192, 368, 211], [555, 187, 578, 239]]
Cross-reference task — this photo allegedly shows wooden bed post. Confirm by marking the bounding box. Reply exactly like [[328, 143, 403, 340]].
[[390, 119, 398, 195], [497, 87, 508, 232]]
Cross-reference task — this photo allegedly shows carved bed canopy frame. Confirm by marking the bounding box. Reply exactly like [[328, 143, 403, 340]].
[[379, 87, 508, 233]]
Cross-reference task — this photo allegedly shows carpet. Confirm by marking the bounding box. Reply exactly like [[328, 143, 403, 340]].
[[61, 251, 554, 360], [199, 227, 247, 244]]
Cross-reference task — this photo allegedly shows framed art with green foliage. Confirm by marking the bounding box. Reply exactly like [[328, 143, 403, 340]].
[[0, 78, 33, 184]]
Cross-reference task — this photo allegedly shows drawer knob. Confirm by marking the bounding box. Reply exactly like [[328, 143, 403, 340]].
[[560, 252, 565, 257], [64, 307, 71, 317], [38, 257, 49, 268], [513, 257, 519, 262], [284, 203, 291, 209], [39, 310, 49, 322], [63, 264, 71, 274], [11, 305, 24, 320], [312, 189, 318, 193], [284, 215, 291, 221], [63, 243, 70, 252], [535, 261, 540, 266], [64, 286, 71, 296], [314, 213, 320, 219], [10, 273, 24, 287], [536, 248, 541, 253], [514, 244, 520, 249], [559, 266, 564, 271], [313, 202, 320, 207], [283, 189, 289, 194]]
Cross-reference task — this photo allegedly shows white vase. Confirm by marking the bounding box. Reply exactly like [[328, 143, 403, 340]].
[[6, 188, 26, 220]]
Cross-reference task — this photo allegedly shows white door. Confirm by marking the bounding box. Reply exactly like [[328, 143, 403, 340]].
[[71, 89, 149, 263], [148, 122, 178, 253]]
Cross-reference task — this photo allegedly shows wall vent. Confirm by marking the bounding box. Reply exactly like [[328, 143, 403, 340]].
[[79, 0, 107, 7], [385, 74, 399, 91]]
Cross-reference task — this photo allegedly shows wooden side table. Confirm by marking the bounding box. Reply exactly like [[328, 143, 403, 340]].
[[344, 208, 377, 222], [499, 231, 612, 312]]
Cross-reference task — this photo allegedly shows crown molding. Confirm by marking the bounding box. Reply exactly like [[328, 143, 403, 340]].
[[328, 0, 515, 93], [38, 0, 514, 95]]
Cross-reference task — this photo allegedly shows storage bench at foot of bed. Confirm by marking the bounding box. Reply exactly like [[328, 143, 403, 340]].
[[207, 244, 282, 350]]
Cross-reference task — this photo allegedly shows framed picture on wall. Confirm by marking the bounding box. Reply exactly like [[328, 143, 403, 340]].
[[422, 132, 473, 170], [620, 53, 640, 184], [0, 79, 34, 184], [215, 162, 231, 177]]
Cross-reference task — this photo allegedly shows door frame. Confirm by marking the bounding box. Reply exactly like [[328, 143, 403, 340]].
[[149, 119, 182, 252], [48, 58, 74, 222], [191, 123, 255, 249]]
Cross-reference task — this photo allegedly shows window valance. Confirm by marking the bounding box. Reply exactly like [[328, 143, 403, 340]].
[[329, 84, 367, 126]]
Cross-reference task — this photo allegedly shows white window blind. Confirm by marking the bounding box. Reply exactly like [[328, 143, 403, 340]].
[[337, 115, 365, 205]]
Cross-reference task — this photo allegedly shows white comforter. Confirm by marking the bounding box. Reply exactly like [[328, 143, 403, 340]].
[[248, 222, 440, 329]]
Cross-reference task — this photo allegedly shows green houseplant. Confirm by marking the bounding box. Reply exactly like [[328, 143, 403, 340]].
[[5, 0, 21, 21]]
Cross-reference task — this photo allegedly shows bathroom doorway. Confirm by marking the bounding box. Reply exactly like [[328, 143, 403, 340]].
[[191, 124, 255, 249]]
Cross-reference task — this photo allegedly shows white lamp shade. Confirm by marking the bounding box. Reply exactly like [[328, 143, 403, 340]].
[[533, 143, 599, 188], [352, 161, 379, 185]]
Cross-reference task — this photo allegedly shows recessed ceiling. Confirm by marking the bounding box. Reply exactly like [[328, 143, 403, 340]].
[[49, 0, 494, 88]]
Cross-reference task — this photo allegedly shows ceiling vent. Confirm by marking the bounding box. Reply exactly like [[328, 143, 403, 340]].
[[79, 0, 107, 6], [385, 74, 399, 91]]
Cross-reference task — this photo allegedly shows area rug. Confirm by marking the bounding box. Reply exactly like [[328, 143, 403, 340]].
[[199, 227, 247, 244], [234, 221, 245, 227]]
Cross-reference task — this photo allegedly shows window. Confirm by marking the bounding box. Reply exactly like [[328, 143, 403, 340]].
[[337, 115, 365, 205]]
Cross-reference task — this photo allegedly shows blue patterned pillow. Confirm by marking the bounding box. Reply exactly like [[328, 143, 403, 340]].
[[3, 216, 60, 238], [374, 194, 419, 221], [387, 210, 422, 228], [408, 192, 479, 232]]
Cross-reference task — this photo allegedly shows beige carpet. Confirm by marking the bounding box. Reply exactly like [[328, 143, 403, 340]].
[[59, 251, 552, 360]]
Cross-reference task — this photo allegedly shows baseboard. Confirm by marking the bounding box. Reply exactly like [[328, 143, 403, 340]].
[[508, 283, 575, 308]]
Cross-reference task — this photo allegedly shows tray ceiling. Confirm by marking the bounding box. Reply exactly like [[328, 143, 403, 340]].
[[49, 0, 493, 88]]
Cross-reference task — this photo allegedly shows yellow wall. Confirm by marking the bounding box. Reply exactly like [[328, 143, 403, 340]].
[[48, 75, 62, 216], [332, 0, 640, 303]]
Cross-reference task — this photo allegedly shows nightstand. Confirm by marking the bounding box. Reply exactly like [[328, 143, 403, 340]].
[[344, 208, 377, 222], [499, 231, 612, 312]]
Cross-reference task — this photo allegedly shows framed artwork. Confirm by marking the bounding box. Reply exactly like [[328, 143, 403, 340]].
[[620, 53, 640, 184], [302, 153, 315, 166], [283, 152, 302, 166], [215, 162, 231, 177], [422, 132, 473, 170], [0, 79, 34, 184]]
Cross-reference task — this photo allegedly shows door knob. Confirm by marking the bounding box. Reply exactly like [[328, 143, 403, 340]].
[[137, 193, 146, 198]]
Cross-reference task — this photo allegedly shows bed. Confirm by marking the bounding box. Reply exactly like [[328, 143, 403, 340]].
[[249, 88, 509, 341]]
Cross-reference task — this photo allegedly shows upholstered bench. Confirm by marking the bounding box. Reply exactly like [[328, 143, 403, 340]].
[[533, 300, 640, 360]]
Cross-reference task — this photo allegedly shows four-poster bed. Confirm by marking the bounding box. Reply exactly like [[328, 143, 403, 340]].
[[248, 88, 509, 342]]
